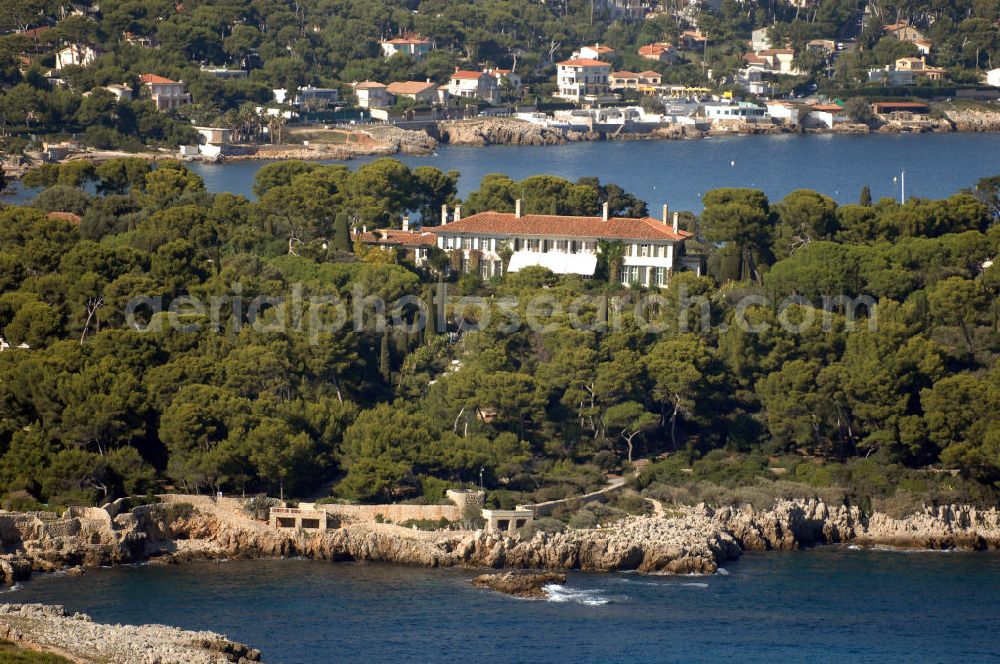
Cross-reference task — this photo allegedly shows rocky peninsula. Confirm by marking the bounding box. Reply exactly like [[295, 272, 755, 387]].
[[0, 603, 261, 664]]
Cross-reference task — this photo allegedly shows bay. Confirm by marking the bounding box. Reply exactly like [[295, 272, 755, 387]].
[[10, 548, 1000, 663]]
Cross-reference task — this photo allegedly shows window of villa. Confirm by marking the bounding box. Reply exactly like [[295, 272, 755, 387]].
[[639, 244, 651, 257], [462, 238, 472, 250], [527, 238, 540, 251], [555, 240, 569, 253], [654, 267, 667, 287]]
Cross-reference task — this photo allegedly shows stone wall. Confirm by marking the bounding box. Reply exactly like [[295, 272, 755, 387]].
[[318, 503, 462, 524]]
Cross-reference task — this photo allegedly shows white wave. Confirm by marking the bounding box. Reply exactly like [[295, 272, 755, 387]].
[[715, 567, 729, 576], [1, 583, 22, 593], [543, 584, 614, 606], [615, 577, 709, 589], [681, 582, 709, 588]]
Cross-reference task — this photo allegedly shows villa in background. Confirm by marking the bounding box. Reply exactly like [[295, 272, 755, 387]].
[[380, 34, 431, 59], [448, 70, 500, 103], [555, 58, 612, 103], [140, 74, 189, 110], [432, 201, 697, 287]]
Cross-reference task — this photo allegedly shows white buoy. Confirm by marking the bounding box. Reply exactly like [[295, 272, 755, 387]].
[[730, 160, 735, 167]]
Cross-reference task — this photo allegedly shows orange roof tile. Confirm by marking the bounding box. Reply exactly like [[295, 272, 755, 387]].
[[386, 80, 438, 95], [353, 80, 387, 89], [557, 58, 611, 68], [451, 70, 486, 80], [140, 73, 178, 84], [359, 229, 437, 246], [436, 211, 692, 242]]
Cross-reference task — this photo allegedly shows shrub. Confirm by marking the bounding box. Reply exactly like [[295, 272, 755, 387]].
[[243, 496, 279, 521], [568, 508, 598, 529]]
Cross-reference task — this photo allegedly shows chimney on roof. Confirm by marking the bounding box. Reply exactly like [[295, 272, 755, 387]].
[[662, 203, 669, 224], [441, 204, 448, 226], [402, 215, 410, 232], [672, 212, 679, 233], [454, 205, 462, 221], [602, 201, 609, 221], [362, 225, 367, 234], [515, 199, 523, 218]]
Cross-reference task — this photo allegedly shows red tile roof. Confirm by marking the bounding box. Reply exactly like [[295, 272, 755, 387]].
[[451, 70, 486, 80], [436, 211, 692, 242], [359, 229, 437, 246], [383, 35, 430, 45], [141, 73, 178, 84], [46, 211, 81, 224], [638, 43, 673, 56], [811, 104, 845, 112], [557, 58, 610, 68], [386, 80, 438, 95], [353, 80, 387, 89]]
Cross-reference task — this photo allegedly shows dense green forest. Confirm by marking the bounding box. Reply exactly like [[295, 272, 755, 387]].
[[2, 0, 999, 151], [0, 157, 997, 511]]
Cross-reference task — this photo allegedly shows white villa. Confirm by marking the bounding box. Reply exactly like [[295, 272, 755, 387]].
[[55, 44, 98, 69], [433, 202, 696, 287], [448, 70, 500, 103], [380, 34, 431, 59], [140, 74, 189, 110], [555, 58, 612, 102]]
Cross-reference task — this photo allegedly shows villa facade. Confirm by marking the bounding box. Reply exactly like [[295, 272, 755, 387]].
[[555, 59, 612, 102], [432, 202, 695, 287]]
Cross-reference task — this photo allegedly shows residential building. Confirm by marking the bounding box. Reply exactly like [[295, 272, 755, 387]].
[[357, 222, 438, 266], [102, 84, 132, 101], [869, 56, 946, 85], [609, 70, 661, 91], [55, 43, 98, 69], [884, 22, 926, 43], [680, 31, 708, 50], [380, 34, 431, 59], [756, 48, 799, 75], [703, 102, 768, 121], [637, 42, 677, 63], [273, 86, 340, 108], [751, 27, 772, 52], [912, 39, 932, 55], [353, 81, 391, 109], [200, 66, 248, 79], [433, 201, 694, 287], [597, 0, 649, 21], [194, 127, 232, 145], [555, 58, 611, 102], [986, 68, 1000, 87], [486, 68, 522, 95], [385, 80, 439, 105], [807, 104, 849, 128], [448, 70, 500, 103], [140, 74, 190, 110], [765, 100, 804, 125], [576, 44, 616, 61], [806, 39, 837, 54]]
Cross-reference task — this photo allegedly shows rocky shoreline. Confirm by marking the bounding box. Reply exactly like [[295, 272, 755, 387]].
[[0, 603, 261, 664], [2, 496, 999, 661]]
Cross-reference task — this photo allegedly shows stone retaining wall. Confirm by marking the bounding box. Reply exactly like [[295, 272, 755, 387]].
[[318, 503, 462, 524]]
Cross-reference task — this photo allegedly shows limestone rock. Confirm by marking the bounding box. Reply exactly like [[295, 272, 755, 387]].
[[472, 571, 566, 598]]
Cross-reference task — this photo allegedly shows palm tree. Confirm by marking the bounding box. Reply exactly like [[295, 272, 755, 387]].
[[598, 240, 626, 284]]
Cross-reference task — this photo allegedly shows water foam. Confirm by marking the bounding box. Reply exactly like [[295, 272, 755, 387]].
[[543, 584, 614, 606]]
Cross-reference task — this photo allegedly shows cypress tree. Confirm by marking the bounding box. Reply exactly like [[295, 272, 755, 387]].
[[379, 332, 391, 383], [333, 212, 351, 252], [860, 186, 872, 207]]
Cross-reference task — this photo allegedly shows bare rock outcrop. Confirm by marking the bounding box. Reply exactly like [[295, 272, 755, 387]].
[[700, 499, 1000, 551], [435, 118, 574, 146], [943, 107, 1000, 132], [472, 571, 566, 598], [0, 603, 262, 664]]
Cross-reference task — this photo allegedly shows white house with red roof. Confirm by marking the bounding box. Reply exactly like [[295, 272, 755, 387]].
[[448, 70, 500, 103], [434, 201, 694, 286], [140, 73, 189, 110], [380, 34, 431, 59], [357, 219, 438, 266], [575, 44, 617, 61], [555, 58, 612, 102], [637, 42, 677, 63]]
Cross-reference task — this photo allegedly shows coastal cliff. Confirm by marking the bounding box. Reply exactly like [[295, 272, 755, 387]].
[[0, 603, 261, 664], [3, 497, 1000, 588], [942, 107, 1000, 132]]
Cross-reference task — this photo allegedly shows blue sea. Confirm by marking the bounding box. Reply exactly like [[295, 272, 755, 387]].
[[5, 133, 1000, 212], [9, 547, 1000, 663]]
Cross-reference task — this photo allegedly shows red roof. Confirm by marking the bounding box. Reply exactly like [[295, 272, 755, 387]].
[[383, 34, 430, 45], [436, 211, 692, 242], [451, 70, 486, 80], [141, 73, 178, 84], [46, 211, 81, 224], [811, 104, 845, 112], [386, 81, 437, 95], [359, 229, 437, 246], [638, 43, 673, 56], [557, 58, 610, 68], [612, 71, 640, 78]]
